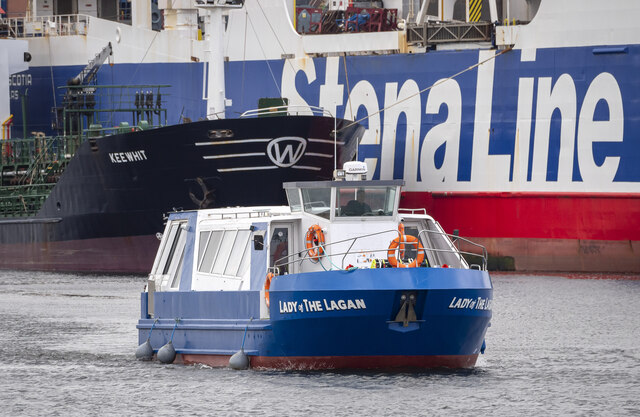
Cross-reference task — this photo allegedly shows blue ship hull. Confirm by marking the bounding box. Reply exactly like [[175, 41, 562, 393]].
[[137, 268, 492, 370]]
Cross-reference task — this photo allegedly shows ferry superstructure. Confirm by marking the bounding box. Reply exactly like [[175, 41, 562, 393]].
[[4, 0, 639, 272]]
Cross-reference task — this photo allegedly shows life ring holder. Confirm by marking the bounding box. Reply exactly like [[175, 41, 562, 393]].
[[305, 224, 325, 262], [387, 225, 425, 268]]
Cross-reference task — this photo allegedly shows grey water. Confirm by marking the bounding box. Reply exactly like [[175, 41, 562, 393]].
[[0, 271, 638, 416]]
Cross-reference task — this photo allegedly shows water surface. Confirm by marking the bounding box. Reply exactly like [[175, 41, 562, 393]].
[[0, 271, 638, 415]]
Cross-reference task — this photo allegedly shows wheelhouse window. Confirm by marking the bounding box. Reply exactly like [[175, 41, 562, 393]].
[[337, 186, 396, 217], [286, 188, 302, 212], [301, 187, 331, 219], [197, 228, 252, 278]]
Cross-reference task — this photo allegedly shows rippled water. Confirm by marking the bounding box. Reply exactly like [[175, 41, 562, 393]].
[[0, 271, 638, 416]]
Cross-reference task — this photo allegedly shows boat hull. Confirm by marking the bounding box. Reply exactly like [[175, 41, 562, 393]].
[[0, 116, 362, 273], [137, 268, 492, 370], [179, 353, 478, 371]]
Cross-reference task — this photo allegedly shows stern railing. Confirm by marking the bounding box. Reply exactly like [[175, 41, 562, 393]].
[[274, 227, 487, 273]]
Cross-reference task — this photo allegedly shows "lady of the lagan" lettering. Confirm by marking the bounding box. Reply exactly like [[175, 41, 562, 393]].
[[279, 298, 366, 313]]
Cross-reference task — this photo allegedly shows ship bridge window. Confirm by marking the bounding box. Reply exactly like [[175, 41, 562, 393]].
[[338, 186, 396, 217], [301, 187, 331, 219], [197, 228, 252, 278]]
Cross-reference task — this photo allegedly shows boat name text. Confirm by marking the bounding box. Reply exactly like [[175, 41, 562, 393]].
[[9, 74, 32, 100], [279, 298, 366, 314], [109, 150, 148, 163], [448, 296, 492, 311]]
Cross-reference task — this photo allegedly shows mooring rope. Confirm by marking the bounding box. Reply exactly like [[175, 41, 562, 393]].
[[241, 317, 253, 351], [146, 317, 159, 339], [169, 317, 180, 342]]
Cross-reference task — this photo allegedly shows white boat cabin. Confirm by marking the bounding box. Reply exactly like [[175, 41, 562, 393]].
[[147, 168, 486, 318]]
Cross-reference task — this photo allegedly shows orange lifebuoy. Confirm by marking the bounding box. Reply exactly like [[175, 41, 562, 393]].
[[264, 272, 274, 308], [387, 234, 425, 268], [305, 224, 325, 261]]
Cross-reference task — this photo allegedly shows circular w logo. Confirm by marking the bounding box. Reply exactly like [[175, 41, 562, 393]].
[[267, 137, 307, 168]]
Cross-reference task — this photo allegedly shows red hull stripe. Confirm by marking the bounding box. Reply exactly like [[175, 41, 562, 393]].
[[0, 235, 158, 274], [401, 191, 640, 241], [180, 353, 478, 370]]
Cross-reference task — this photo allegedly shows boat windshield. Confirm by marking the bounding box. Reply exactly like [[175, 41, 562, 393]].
[[301, 187, 331, 219], [286, 188, 302, 212], [337, 186, 396, 217]]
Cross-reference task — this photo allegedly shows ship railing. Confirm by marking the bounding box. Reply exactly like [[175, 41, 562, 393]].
[[203, 208, 289, 220], [240, 105, 333, 118], [274, 227, 487, 273], [1, 14, 90, 38], [406, 20, 493, 46], [417, 229, 488, 271], [1, 136, 68, 169], [398, 207, 427, 215], [56, 84, 170, 139]]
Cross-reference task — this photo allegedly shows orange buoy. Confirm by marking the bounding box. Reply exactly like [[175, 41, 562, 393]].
[[264, 272, 274, 307], [387, 234, 425, 268], [304, 224, 325, 261]]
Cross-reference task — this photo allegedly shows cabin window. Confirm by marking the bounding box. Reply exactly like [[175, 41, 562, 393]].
[[301, 187, 331, 219], [169, 237, 186, 289], [286, 188, 302, 212], [224, 229, 251, 276], [337, 186, 396, 217], [198, 231, 211, 262], [237, 240, 251, 277], [198, 230, 223, 273], [152, 220, 187, 290], [153, 222, 179, 274], [212, 230, 238, 275], [197, 228, 252, 278]]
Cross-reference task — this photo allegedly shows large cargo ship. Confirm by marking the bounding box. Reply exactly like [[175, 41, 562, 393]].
[[3, 0, 639, 272]]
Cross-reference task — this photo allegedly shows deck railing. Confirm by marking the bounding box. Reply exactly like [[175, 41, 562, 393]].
[[406, 21, 493, 46], [275, 227, 487, 272], [240, 105, 333, 118], [1, 14, 91, 38]]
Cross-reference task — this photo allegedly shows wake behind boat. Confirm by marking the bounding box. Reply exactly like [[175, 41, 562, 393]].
[[136, 162, 492, 370]]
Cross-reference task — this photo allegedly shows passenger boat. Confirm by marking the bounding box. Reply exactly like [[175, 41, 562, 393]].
[[136, 162, 492, 370]]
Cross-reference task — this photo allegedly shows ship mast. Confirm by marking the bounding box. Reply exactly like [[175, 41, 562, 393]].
[[196, 1, 244, 120]]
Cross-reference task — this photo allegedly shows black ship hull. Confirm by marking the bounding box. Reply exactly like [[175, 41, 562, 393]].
[[0, 116, 363, 273]]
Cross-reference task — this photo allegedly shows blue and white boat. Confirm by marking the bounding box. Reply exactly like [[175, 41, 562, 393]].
[[137, 162, 492, 370]]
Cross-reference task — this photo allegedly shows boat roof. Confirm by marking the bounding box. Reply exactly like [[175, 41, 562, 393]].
[[283, 180, 404, 189]]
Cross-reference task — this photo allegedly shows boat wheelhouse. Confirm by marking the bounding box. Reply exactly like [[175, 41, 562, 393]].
[[137, 163, 493, 370]]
